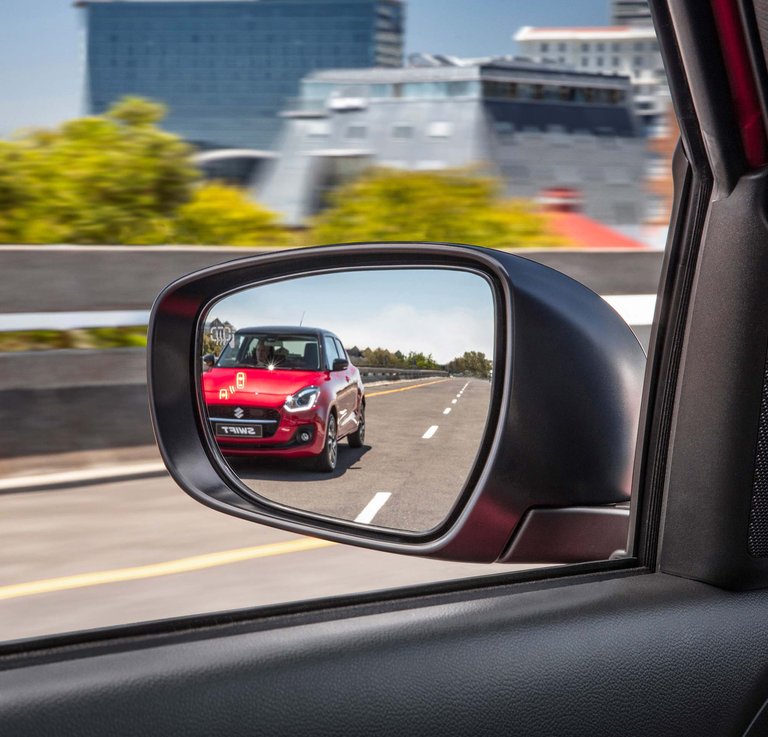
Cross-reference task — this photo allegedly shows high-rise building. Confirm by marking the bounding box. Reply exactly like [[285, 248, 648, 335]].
[[611, 0, 653, 27], [76, 0, 404, 151]]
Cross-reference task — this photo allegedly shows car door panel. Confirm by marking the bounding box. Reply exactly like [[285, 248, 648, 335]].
[[2, 573, 768, 737]]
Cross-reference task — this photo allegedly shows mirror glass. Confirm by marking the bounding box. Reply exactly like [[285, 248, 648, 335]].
[[199, 268, 495, 533]]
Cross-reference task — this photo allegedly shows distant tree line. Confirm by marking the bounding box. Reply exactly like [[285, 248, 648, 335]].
[[354, 346, 492, 379]]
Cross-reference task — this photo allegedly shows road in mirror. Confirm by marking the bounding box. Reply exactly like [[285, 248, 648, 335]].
[[199, 267, 495, 533]]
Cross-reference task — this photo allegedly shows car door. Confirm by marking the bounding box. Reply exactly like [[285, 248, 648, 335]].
[[8, 1, 768, 736], [322, 332, 357, 433]]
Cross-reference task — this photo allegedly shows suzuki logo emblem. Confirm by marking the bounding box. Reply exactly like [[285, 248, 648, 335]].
[[234, 407, 245, 419]]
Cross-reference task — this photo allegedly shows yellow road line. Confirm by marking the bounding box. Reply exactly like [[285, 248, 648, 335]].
[[367, 378, 450, 398], [0, 537, 335, 601]]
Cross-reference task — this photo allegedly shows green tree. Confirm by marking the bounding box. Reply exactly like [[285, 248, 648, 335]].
[[0, 141, 33, 242], [405, 351, 440, 370], [447, 350, 492, 379], [0, 97, 287, 246], [174, 183, 288, 246], [3, 98, 198, 244], [308, 167, 566, 248]]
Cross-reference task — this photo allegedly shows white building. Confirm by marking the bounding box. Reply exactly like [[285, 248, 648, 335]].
[[514, 25, 668, 135]]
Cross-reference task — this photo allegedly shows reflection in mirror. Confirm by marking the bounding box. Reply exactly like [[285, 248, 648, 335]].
[[199, 268, 495, 533]]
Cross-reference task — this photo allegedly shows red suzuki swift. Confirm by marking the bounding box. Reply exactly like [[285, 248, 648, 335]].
[[202, 326, 365, 471]]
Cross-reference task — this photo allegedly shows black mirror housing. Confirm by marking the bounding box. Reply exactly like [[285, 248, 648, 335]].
[[148, 243, 645, 564], [332, 358, 349, 372]]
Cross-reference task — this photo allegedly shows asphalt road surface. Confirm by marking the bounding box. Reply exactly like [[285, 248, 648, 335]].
[[228, 377, 491, 532], [0, 471, 527, 642]]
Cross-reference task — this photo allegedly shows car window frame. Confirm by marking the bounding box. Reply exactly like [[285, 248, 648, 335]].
[[0, 0, 732, 655]]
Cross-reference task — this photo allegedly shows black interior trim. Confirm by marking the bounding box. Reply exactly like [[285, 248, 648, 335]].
[[2, 573, 768, 737]]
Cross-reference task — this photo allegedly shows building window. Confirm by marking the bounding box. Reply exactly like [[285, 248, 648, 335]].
[[392, 124, 413, 139], [447, 81, 476, 97], [346, 125, 367, 139], [596, 57, 604, 67], [581, 43, 590, 52], [596, 42, 605, 52], [613, 56, 620, 67], [427, 121, 453, 138], [540, 43, 549, 53], [558, 42, 566, 52], [581, 57, 589, 67], [416, 160, 446, 170]]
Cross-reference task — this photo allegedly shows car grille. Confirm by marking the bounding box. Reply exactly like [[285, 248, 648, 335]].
[[207, 405, 281, 421]]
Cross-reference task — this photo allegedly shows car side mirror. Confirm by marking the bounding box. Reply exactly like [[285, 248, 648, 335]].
[[332, 358, 349, 372], [148, 243, 645, 565]]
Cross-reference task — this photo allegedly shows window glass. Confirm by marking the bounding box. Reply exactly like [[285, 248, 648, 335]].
[[333, 337, 347, 360], [0, 0, 673, 642], [323, 335, 341, 368]]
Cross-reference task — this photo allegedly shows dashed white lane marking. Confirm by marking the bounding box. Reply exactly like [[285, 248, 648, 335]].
[[461, 382, 470, 391], [443, 408, 451, 415], [422, 425, 439, 439], [355, 492, 392, 524], [452, 399, 457, 404]]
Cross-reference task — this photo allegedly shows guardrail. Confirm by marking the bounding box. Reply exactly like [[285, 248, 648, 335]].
[[360, 367, 449, 383]]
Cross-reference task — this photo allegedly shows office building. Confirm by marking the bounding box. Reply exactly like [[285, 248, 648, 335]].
[[256, 58, 647, 227], [514, 25, 667, 135], [77, 0, 404, 150]]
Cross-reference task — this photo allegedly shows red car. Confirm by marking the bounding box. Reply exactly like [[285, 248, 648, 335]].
[[202, 326, 365, 471]]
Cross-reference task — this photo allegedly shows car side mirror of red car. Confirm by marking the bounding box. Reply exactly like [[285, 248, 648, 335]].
[[148, 242, 645, 565], [332, 358, 349, 372]]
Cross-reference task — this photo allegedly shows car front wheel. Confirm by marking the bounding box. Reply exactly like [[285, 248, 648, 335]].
[[315, 414, 338, 472]]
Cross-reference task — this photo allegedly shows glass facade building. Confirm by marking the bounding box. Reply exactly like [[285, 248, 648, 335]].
[[78, 0, 404, 150]]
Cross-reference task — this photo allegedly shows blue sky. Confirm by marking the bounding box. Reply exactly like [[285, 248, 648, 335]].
[[208, 268, 496, 363], [0, 0, 607, 136]]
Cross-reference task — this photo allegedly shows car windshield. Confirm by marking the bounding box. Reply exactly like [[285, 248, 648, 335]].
[[216, 333, 320, 370]]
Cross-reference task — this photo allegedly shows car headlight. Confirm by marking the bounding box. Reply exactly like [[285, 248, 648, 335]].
[[283, 386, 320, 413]]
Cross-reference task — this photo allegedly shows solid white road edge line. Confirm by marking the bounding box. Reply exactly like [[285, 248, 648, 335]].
[[601, 294, 656, 326], [355, 492, 392, 524], [422, 425, 439, 439], [0, 462, 167, 491]]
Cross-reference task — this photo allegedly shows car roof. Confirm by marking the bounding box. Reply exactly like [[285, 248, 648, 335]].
[[234, 326, 332, 337]]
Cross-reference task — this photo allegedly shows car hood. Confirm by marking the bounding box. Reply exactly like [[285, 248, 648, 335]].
[[203, 368, 324, 407]]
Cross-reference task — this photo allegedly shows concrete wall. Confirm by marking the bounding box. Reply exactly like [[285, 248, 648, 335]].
[[0, 246, 664, 457], [0, 246, 664, 312]]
